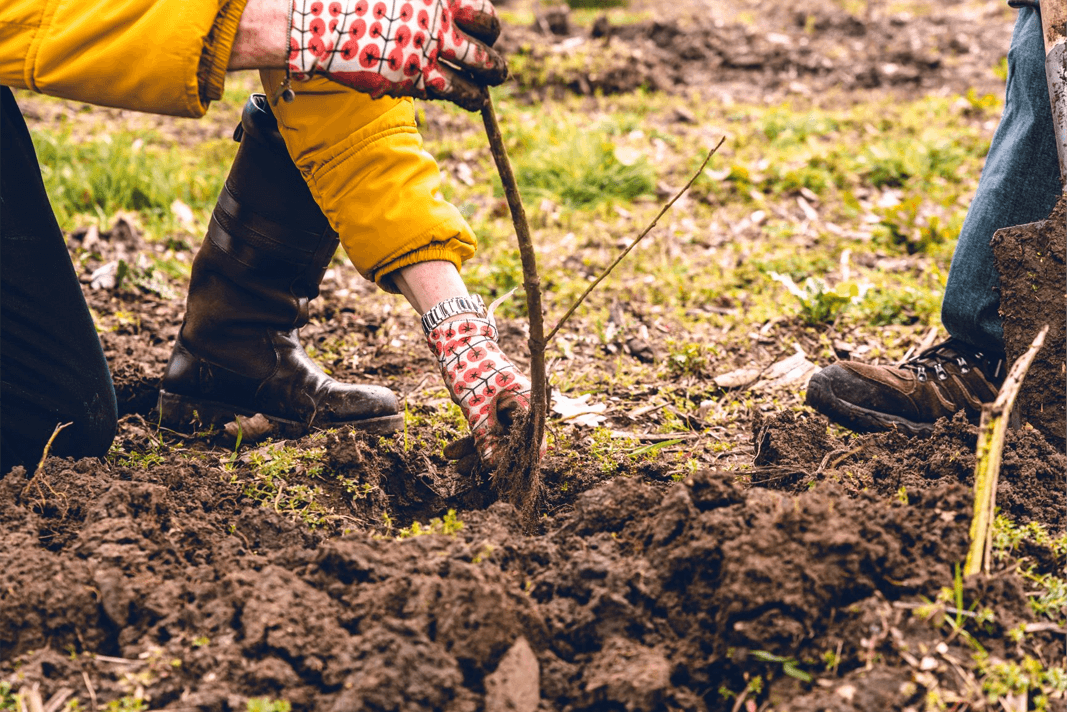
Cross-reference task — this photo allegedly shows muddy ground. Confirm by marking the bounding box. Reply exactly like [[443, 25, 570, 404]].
[[3, 1, 1066, 710]]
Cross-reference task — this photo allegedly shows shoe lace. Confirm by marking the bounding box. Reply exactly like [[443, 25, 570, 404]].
[[903, 340, 1003, 384]]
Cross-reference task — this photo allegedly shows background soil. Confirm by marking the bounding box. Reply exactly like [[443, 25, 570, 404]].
[[3, 1, 1065, 710]]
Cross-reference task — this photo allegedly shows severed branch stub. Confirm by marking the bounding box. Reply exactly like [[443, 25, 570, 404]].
[[964, 324, 1048, 577]]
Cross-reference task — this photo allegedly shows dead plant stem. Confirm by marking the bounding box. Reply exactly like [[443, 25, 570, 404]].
[[21, 421, 72, 502], [964, 324, 1048, 576]]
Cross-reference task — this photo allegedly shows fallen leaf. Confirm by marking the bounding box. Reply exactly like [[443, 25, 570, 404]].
[[613, 145, 644, 167], [714, 351, 820, 391], [552, 392, 607, 427], [223, 413, 274, 444]]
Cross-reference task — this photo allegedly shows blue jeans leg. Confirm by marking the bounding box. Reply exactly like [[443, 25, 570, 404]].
[[940, 6, 1061, 356]]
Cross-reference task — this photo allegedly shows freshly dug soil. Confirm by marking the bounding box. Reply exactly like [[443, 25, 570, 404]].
[[992, 193, 1066, 452], [751, 409, 1066, 530], [6, 445, 1052, 711], [4, 3, 1064, 708]]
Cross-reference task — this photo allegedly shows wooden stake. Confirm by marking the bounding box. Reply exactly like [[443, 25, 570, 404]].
[[964, 324, 1048, 576]]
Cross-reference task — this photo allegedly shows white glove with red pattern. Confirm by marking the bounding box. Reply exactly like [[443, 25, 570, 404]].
[[288, 0, 507, 111], [427, 316, 532, 473]]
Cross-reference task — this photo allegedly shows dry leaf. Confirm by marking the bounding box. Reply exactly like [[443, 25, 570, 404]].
[[552, 392, 607, 427], [223, 413, 274, 444]]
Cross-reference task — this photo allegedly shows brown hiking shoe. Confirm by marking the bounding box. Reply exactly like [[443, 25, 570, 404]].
[[805, 339, 1005, 435]]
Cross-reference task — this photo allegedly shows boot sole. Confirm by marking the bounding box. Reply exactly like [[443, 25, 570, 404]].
[[158, 390, 404, 438], [805, 376, 934, 437]]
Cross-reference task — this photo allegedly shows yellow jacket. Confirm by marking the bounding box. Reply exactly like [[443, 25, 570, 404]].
[[0, 0, 475, 289]]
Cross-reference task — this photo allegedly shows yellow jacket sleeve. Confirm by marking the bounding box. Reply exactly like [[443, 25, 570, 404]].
[[261, 70, 477, 292], [0, 0, 245, 118]]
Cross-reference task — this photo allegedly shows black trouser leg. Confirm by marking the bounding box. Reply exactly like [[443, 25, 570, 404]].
[[1, 87, 117, 473]]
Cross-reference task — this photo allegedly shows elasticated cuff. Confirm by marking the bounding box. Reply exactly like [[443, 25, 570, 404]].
[[371, 231, 474, 293], [197, 0, 250, 105]]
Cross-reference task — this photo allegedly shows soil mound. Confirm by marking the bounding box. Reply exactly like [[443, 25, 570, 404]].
[[2, 450, 1022, 710], [750, 409, 1066, 529]]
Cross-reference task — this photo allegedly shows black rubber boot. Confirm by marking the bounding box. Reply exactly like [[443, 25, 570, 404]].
[[159, 94, 402, 437]]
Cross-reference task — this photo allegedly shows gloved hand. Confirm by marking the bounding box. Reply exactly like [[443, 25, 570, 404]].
[[426, 316, 532, 474], [288, 0, 508, 111]]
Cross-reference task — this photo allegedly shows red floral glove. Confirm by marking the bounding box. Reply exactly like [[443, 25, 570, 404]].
[[427, 316, 531, 473], [288, 0, 507, 111]]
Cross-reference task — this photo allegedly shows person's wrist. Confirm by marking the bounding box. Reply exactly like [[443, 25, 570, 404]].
[[421, 295, 489, 336], [229, 0, 291, 70]]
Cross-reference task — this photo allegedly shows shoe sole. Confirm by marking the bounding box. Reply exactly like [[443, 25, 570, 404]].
[[158, 390, 404, 438], [805, 376, 934, 437]]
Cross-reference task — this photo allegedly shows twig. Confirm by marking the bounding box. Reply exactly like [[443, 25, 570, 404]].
[[21, 421, 72, 502], [545, 136, 725, 344], [964, 324, 1048, 576], [81, 670, 98, 712], [731, 686, 751, 712], [608, 431, 700, 441], [42, 688, 73, 712], [91, 655, 138, 665], [481, 92, 547, 460], [1023, 622, 1067, 635], [23, 685, 44, 712], [815, 445, 867, 474]]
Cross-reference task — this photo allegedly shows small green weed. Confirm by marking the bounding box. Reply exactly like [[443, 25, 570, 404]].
[[241, 443, 332, 527], [749, 650, 813, 683], [665, 340, 708, 376], [992, 516, 1067, 623], [860, 284, 941, 326], [246, 698, 292, 712], [103, 697, 146, 712], [770, 272, 867, 326], [588, 427, 635, 474], [396, 509, 464, 539], [975, 652, 1067, 710]]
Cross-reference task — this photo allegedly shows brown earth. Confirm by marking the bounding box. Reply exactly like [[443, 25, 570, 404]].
[[751, 409, 1066, 529], [502, 0, 1015, 104], [4, 2, 1066, 710], [3, 187, 1064, 712], [992, 193, 1066, 453]]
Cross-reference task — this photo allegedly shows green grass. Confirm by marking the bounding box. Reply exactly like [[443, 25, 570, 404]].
[[505, 112, 656, 208], [32, 128, 233, 239]]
